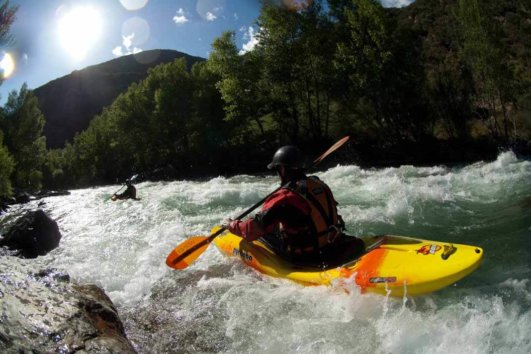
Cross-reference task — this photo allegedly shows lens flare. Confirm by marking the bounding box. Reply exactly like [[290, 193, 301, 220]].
[[122, 17, 150, 47], [0, 52, 15, 78], [196, 0, 225, 21], [120, 0, 149, 11], [283, 0, 313, 11]]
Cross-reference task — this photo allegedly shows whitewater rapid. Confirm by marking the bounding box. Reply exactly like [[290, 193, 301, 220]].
[[2, 151, 530, 353]]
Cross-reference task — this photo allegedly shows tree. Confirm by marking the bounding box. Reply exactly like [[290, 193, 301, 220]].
[[0, 130, 14, 197], [0, 0, 18, 196], [457, 0, 518, 142], [49, 57, 229, 186], [333, 0, 396, 139], [0, 0, 17, 52], [208, 31, 269, 145], [256, 0, 338, 143], [2, 84, 47, 190]]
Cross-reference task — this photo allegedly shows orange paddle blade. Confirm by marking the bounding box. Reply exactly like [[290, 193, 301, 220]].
[[165, 236, 211, 270], [313, 136, 349, 164]]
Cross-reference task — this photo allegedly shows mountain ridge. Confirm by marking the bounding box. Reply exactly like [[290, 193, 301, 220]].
[[34, 49, 205, 149]]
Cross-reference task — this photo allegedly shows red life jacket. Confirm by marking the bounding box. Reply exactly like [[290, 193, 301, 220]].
[[283, 176, 343, 255]]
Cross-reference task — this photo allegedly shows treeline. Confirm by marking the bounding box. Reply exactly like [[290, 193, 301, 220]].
[[1, 0, 530, 196]]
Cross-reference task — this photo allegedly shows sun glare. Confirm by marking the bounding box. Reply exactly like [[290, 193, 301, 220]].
[[0, 52, 15, 78], [58, 6, 102, 61]]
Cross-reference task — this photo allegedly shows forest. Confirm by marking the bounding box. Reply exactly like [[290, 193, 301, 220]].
[[0, 0, 530, 197]]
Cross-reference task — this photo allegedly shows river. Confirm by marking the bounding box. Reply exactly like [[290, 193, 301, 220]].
[[2, 151, 530, 353]]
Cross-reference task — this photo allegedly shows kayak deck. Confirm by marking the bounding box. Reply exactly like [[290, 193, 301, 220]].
[[212, 227, 483, 297]]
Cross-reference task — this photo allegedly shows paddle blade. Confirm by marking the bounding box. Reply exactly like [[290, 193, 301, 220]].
[[313, 136, 350, 165], [165, 236, 211, 270]]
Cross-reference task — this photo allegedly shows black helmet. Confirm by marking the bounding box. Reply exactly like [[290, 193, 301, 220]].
[[267, 145, 305, 170]]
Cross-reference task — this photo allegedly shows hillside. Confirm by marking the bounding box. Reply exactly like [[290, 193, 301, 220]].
[[34, 49, 205, 149]]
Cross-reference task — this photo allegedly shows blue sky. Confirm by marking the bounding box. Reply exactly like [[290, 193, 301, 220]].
[[0, 0, 414, 103]]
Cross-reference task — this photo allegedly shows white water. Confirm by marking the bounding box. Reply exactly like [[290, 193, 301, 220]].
[[3, 151, 531, 353]]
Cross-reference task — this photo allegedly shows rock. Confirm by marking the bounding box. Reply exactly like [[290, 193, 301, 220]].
[[0, 209, 62, 258], [0, 190, 71, 209], [0, 257, 136, 353], [35, 190, 71, 198], [14, 192, 31, 204], [0, 200, 9, 214]]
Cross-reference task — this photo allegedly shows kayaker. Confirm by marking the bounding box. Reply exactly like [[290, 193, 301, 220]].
[[224, 145, 364, 267], [112, 180, 137, 201]]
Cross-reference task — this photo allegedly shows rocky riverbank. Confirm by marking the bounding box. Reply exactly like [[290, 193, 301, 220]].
[[0, 210, 136, 353]]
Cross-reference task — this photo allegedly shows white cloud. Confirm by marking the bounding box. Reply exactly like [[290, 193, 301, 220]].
[[234, 13, 239, 21], [380, 0, 414, 8], [112, 33, 143, 57], [112, 46, 123, 56], [173, 8, 189, 25], [239, 26, 259, 55], [206, 11, 217, 21], [123, 33, 134, 50]]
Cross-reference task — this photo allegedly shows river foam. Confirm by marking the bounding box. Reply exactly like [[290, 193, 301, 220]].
[[2, 151, 529, 353]]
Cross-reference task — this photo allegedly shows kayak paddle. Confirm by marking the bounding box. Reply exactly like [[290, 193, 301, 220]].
[[166, 136, 350, 270], [110, 185, 125, 200]]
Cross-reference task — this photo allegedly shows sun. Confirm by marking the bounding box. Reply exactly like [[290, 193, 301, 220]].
[[0, 52, 15, 78], [57, 6, 103, 61]]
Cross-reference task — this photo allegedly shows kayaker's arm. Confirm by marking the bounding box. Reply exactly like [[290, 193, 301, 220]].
[[226, 219, 265, 241], [226, 191, 310, 241]]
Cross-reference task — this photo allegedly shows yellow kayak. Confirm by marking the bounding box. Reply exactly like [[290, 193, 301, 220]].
[[212, 227, 483, 297]]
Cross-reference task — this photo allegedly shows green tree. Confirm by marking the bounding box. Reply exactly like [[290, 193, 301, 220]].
[[2, 84, 47, 190], [188, 61, 227, 157], [0, 130, 14, 197], [52, 57, 229, 186], [457, 0, 518, 142], [332, 0, 397, 140], [334, 0, 390, 96], [0, 0, 18, 196], [208, 31, 269, 145], [0, 0, 17, 53], [256, 0, 339, 143]]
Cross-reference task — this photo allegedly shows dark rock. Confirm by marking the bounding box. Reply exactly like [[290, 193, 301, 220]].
[[0, 257, 136, 353], [0, 200, 9, 214], [0, 196, 16, 205], [0, 209, 62, 258], [0, 190, 71, 209], [14, 191, 31, 204], [35, 190, 71, 198], [32, 268, 71, 283]]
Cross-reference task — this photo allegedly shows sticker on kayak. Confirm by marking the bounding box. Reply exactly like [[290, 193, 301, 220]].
[[416, 244, 442, 255], [369, 277, 397, 284], [232, 248, 253, 262]]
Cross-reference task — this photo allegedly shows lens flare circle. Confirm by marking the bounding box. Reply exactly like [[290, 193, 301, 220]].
[[283, 0, 313, 11], [57, 6, 103, 61], [122, 16, 150, 46], [119, 0, 149, 11], [0, 52, 15, 78], [196, 0, 226, 20]]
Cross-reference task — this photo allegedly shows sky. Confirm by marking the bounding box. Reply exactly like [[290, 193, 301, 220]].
[[0, 0, 414, 104]]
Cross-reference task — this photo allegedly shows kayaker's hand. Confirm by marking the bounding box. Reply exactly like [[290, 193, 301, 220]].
[[223, 219, 242, 236], [221, 218, 233, 229]]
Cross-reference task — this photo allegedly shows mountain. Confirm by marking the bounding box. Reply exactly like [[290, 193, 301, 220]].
[[34, 49, 205, 149]]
